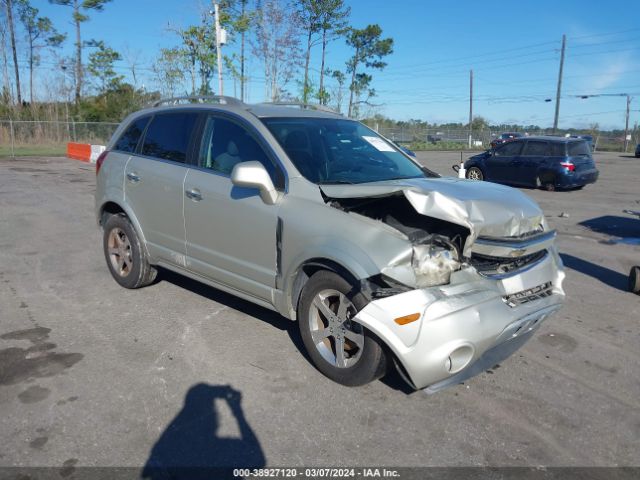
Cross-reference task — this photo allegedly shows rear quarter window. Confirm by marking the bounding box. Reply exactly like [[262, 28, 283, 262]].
[[568, 141, 591, 156], [113, 116, 150, 153]]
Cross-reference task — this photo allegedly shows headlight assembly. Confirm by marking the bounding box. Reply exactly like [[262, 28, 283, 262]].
[[412, 240, 461, 288]]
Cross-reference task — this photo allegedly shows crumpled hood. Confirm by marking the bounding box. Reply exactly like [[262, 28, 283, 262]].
[[320, 177, 547, 256]]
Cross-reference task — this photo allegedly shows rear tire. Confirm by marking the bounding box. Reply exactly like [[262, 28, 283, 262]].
[[541, 180, 556, 191], [103, 214, 157, 289], [629, 266, 640, 294], [466, 167, 484, 181], [298, 270, 388, 386]]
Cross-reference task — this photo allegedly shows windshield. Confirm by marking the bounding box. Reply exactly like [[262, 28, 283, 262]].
[[261, 117, 429, 184]]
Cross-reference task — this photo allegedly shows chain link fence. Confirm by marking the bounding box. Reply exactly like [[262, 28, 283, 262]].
[[1, 119, 637, 157], [377, 126, 638, 153], [1, 120, 119, 157]]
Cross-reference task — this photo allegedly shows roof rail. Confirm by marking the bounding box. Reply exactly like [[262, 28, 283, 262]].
[[259, 101, 340, 115], [150, 95, 244, 108]]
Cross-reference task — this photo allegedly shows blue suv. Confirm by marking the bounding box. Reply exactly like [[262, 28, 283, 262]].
[[465, 136, 599, 191]]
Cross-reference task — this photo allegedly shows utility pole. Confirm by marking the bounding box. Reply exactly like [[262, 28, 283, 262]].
[[214, 2, 224, 95], [468, 69, 473, 148], [623, 95, 631, 152], [553, 34, 566, 134]]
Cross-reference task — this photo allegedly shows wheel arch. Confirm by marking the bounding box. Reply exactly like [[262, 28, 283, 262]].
[[286, 257, 365, 321], [98, 200, 150, 257]]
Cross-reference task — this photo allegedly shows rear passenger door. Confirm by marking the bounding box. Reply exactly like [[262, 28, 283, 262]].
[[124, 111, 199, 266], [183, 114, 285, 302], [515, 140, 549, 187], [486, 140, 523, 183]]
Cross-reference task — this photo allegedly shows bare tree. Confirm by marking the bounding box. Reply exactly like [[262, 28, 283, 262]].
[[252, 0, 301, 101], [153, 47, 187, 97], [122, 44, 143, 88]]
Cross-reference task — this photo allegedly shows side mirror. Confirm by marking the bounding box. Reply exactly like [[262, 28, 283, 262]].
[[231, 161, 279, 205]]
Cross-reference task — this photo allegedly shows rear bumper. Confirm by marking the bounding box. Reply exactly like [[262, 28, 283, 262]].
[[354, 247, 565, 390], [556, 169, 599, 188]]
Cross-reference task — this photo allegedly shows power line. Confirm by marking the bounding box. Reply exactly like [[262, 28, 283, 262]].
[[569, 27, 640, 41]]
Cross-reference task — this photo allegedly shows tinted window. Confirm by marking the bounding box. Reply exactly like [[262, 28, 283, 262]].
[[114, 116, 149, 153], [567, 141, 591, 156], [141, 112, 198, 163], [262, 117, 426, 184], [199, 116, 284, 189], [550, 142, 566, 156], [495, 141, 523, 156], [523, 141, 549, 156]]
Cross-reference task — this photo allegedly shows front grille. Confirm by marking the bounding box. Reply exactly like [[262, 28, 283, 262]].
[[502, 282, 553, 308], [470, 249, 547, 277]]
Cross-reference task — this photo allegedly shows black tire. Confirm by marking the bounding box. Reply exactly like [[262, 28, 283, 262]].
[[466, 166, 484, 181], [542, 180, 556, 191], [102, 213, 157, 289], [298, 270, 388, 386], [629, 266, 640, 294]]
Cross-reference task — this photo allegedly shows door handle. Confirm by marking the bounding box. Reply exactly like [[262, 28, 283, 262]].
[[185, 188, 203, 201], [126, 172, 140, 183]]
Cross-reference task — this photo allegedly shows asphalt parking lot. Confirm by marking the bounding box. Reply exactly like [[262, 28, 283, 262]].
[[0, 151, 639, 471]]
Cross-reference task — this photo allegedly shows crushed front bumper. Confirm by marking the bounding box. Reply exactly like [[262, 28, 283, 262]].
[[354, 247, 565, 391]]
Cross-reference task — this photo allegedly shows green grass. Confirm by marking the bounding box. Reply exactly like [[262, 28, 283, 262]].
[[0, 144, 67, 157]]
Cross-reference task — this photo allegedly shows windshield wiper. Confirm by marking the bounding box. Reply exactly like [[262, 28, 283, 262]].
[[319, 179, 356, 185]]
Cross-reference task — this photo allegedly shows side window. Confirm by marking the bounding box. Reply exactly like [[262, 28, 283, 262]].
[[141, 112, 198, 163], [568, 141, 590, 156], [522, 141, 549, 156], [495, 141, 523, 157], [114, 116, 150, 153], [550, 142, 566, 156], [199, 116, 284, 189]]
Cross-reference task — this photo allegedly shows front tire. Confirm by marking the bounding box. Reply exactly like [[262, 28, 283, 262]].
[[298, 270, 388, 386], [466, 166, 484, 181], [102, 214, 157, 289]]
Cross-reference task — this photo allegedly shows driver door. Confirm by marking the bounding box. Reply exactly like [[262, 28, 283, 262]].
[[486, 140, 524, 183], [183, 114, 285, 302]]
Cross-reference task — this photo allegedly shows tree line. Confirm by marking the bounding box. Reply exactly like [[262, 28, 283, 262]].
[[0, 0, 395, 122]]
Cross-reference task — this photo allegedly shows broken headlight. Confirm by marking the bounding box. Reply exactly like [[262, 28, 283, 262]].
[[412, 239, 461, 288]]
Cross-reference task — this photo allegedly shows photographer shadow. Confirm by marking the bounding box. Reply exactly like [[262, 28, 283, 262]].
[[141, 383, 265, 480]]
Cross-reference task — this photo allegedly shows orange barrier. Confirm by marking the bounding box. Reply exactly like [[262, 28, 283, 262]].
[[67, 142, 92, 162]]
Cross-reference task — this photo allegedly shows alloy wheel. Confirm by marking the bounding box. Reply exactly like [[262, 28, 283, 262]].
[[107, 228, 133, 277], [308, 289, 365, 368]]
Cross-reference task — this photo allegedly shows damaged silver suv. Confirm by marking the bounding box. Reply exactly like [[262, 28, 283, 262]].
[[95, 96, 565, 392]]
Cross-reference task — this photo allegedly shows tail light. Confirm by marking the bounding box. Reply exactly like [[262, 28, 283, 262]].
[[96, 151, 108, 176], [560, 161, 575, 172]]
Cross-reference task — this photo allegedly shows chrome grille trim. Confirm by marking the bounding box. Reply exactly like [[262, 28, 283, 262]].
[[502, 282, 554, 308], [470, 249, 548, 279]]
